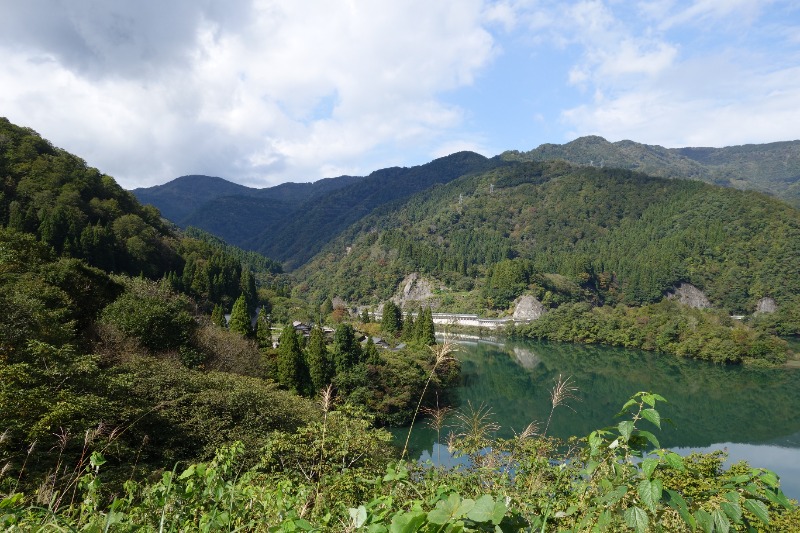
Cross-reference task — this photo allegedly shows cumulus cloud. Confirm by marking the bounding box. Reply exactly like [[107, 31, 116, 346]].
[[0, 0, 497, 187], [545, 0, 800, 147]]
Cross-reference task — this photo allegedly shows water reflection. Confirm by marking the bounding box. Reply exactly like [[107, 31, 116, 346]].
[[398, 335, 800, 498]]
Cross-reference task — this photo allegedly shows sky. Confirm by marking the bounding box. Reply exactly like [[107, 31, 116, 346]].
[[1, 0, 799, 189]]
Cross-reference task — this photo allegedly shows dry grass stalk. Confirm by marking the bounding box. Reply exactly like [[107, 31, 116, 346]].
[[544, 374, 579, 436], [401, 340, 458, 460]]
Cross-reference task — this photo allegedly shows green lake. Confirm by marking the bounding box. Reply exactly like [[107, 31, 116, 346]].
[[398, 336, 800, 499]]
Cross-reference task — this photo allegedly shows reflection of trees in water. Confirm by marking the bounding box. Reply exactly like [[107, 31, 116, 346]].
[[451, 339, 800, 448]]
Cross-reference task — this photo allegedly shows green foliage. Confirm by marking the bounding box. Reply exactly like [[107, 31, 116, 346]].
[[414, 307, 436, 346], [100, 276, 195, 352], [3, 392, 796, 531], [210, 303, 226, 328], [306, 325, 332, 391], [256, 307, 273, 348], [277, 325, 309, 393], [515, 300, 789, 365], [228, 294, 252, 337], [333, 323, 362, 373], [382, 300, 403, 336], [300, 161, 800, 336]]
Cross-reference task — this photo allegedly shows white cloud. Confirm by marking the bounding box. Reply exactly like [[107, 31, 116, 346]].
[[0, 0, 498, 188], [550, 0, 800, 147]]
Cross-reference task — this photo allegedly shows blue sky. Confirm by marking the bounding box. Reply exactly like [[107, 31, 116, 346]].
[[1, 1, 799, 189]]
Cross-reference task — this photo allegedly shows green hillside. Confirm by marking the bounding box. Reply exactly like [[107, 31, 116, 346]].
[[503, 136, 800, 207], [299, 160, 800, 318], [3, 118, 799, 530]]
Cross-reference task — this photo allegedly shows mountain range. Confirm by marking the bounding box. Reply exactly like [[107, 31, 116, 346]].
[[133, 136, 800, 273]]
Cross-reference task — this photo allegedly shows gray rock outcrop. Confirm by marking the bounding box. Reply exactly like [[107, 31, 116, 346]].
[[666, 283, 711, 309], [513, 295, 547, 320], [755, 297, 778, 314], [393, 273, 439, 309]]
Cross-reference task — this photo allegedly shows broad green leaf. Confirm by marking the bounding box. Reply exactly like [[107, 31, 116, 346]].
[[651, 393, 667, 402], [350, 506, 368, 528], [620, 398, 638, 413], [641, 408, 661, 429], [642, 393, 657, 407], [665, 452, 685, 471], [694, 509, 713, 533], [665, 489, 694, 528], [723, 491, 740, 503], [618, 420, 634, 441], [637, 430, 660, 449], [491, 499, 506, 525], [763, 488, 792, 509], [466, 495, 494, 522], [390, 511, 427, 533], [638, 479, 662, 513], [624, 506, 649, 533], [759, 470, 779, 489], [743, 499, 770, 525], [641, 458, 659, 479], [712, 509, 731, 533], [720, 501, 742, 524]]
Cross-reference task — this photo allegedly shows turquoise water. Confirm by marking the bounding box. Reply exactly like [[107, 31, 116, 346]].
[[398, 336, 800, 499]]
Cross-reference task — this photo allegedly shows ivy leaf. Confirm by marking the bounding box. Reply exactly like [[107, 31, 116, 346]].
[[743, 499, 770, 525], [638, 479, 662, 513], [624, 506, 649, 533], [641, 408, 661, 429]]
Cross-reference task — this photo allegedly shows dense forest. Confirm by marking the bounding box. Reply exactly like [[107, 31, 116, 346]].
[[297, 161, 800, 361], [2, 117, 799, 530], [502, 135, 800, 207]]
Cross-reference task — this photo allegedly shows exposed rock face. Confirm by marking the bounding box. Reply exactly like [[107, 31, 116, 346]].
[[513, 295, 547, 320], [393, 273, 439, 309], [666, 283, 711, 309], [756, 297, 778, 314]]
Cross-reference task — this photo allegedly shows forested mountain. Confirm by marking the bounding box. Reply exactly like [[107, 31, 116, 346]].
[[132, 174, 365, 248], [503, 136, 800, 207], [132, 153, 500, 269], [298, 160, 800, 321], [246, 151, 503, 268]]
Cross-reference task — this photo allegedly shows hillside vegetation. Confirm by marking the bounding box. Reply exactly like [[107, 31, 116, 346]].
[[2, 117, 799, 530], [301, 161, 800, 310], [503, 135, 800, 207]]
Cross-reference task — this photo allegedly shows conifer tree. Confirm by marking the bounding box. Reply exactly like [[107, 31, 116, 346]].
[[240, 268, 258, 315], [360, 308, 371, 323], [256, 307, 272, 349], [211, 303, 227, 328], [277, 324, 308, 393], [401, 309, 416, 341], [363, 336, 381, 365], [416, 307, 436, 346], [333, 323, 361, 373], [228, 294, 252, 336], [381, 300, 402, 336], [306, 325, 332, 391]]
